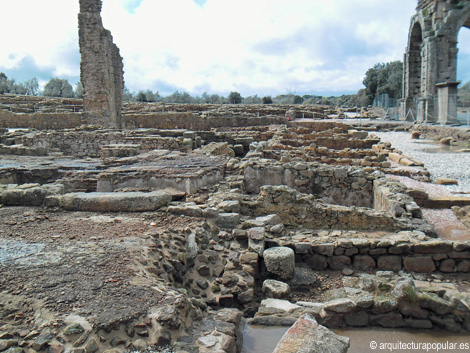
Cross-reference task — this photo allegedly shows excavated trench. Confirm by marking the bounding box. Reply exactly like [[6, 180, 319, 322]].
[[1, 124, 470, 353]]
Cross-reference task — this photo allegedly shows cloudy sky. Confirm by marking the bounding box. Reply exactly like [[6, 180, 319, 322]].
[[1, 0, 470, 97]]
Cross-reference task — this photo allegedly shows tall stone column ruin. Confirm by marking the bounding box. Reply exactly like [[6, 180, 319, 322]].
[[78, 0, 124, 129], [401, 0, 470, 124]]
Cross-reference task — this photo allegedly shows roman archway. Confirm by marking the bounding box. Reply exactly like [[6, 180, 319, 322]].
[[401, 0, 470, 124]]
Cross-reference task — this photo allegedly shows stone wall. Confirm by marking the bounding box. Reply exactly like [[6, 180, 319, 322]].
[[0, 110, 287, 130], [125, 113, 287, 130], [295, 237, 470, 274], [78, 0, 124, 129], [417, 0, 435, 10], [0, 111, 84, 129], [374, 178, 422, 218], [252, 274, 470, 332], [15, 130, 183, 158], [244, 160, 374, 207]]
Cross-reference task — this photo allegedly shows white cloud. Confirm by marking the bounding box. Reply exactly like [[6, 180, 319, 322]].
[[1, 0, 439, 95], [0, 0, 79, 79]]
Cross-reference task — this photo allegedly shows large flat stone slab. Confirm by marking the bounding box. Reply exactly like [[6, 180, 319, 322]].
[[54, 191, 172, 212]]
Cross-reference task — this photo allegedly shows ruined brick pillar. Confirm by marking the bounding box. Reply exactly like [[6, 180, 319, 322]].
[[79, 0, 124, 129]]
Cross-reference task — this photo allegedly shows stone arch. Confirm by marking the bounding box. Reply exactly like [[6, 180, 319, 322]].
[[405, 20, 424, 100], [401, 1, 470, 124]]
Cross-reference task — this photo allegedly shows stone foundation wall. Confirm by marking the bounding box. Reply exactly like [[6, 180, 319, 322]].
[[0, 111, 287, 130], [244, 161, 374, 207], [15, 131, 183, 158], [125, 113, 287, 130], [0, 111, 84, 129], [295, 237, 470, 274], [374, 178, 422, 218]]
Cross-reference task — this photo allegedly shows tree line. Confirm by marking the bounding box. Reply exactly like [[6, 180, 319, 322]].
[[0, 61, 405, 107]]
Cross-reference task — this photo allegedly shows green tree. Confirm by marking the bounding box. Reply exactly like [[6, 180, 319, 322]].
[[243, 95, 262, 104], [262, 96, 273, 104], [293, 95, 303, 104], [228, 91, 242, 104], [43, 78, 74, 98], [163, 91, 193, 103], [74, 82, 83, 98], [123, 86, 135, 102], [136, 91, 148, 102], [0, 72, 14, 94], [24, 78, 39, 96], [362, 61, 403, 104]]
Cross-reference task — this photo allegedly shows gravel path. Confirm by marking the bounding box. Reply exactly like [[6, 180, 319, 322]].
[[374, 131, 470, 240], [374, 131, 470, 194]]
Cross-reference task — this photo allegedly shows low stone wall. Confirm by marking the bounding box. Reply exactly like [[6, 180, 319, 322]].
[[0, 109, 287, 131], [251, 275, 470, 332], [125, 113, 287, 130], [15, 130, 183, 158], [279, 236, 470, 274], [0, 111, 84, 129], [244, 160, 374, 207], [374, 178, 422, 218]]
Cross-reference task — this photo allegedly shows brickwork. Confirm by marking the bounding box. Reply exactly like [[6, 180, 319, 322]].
[[78, 0, 124, 129]]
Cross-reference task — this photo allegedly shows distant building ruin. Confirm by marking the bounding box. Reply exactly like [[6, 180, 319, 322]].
[[78, 0, 124, 129], [401, 0, 470, 124]]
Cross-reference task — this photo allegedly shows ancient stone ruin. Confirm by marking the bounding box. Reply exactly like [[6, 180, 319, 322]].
[[0, 96, 470, 352], [0, 0, 470, 351], [78, 0, 124, 129], [401, 0, 470, 124]]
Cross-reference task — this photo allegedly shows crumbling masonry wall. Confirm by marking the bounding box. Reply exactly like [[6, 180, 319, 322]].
[[78, 0, 124, 129], [401, 0, 470, 124]]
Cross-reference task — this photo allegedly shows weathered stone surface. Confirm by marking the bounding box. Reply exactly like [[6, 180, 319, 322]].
[[327, 256, 351, 271], [260, 299, 301, 313], [440, 259, 456, 272], [273, 314, 350, 353], [414, 241, 453, 254], [404, 318, 433, 329], [323, 298, 356, 313], [263, 247, 295, 281], [56, 191, 171, 212], [353, 255, 376, 271], [288, 267, 318, 291], [344, 311, 369, 327], [392, 278, 417, 302], [377, 255, 402, 271], [371, 297, 398, 314], [418, 292, 452, 315], [306, 254, 328, 270], [1, 183, 64, 206], [263, 279, 290, 299], [215, 213, 240, 229], [31, 333, 54, 351], [370, 312, 404, 328], [403, 256, 436, 272], [0, 340, 18, 351]]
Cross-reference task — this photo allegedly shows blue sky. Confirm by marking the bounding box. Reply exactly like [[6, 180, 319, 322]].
[[1, 0, 469, 97]]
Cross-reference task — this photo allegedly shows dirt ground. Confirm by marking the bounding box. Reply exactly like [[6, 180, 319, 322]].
[[0, 206, 200, 333]]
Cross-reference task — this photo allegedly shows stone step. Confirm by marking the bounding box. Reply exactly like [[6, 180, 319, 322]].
[[418, 196, 470, 209]]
